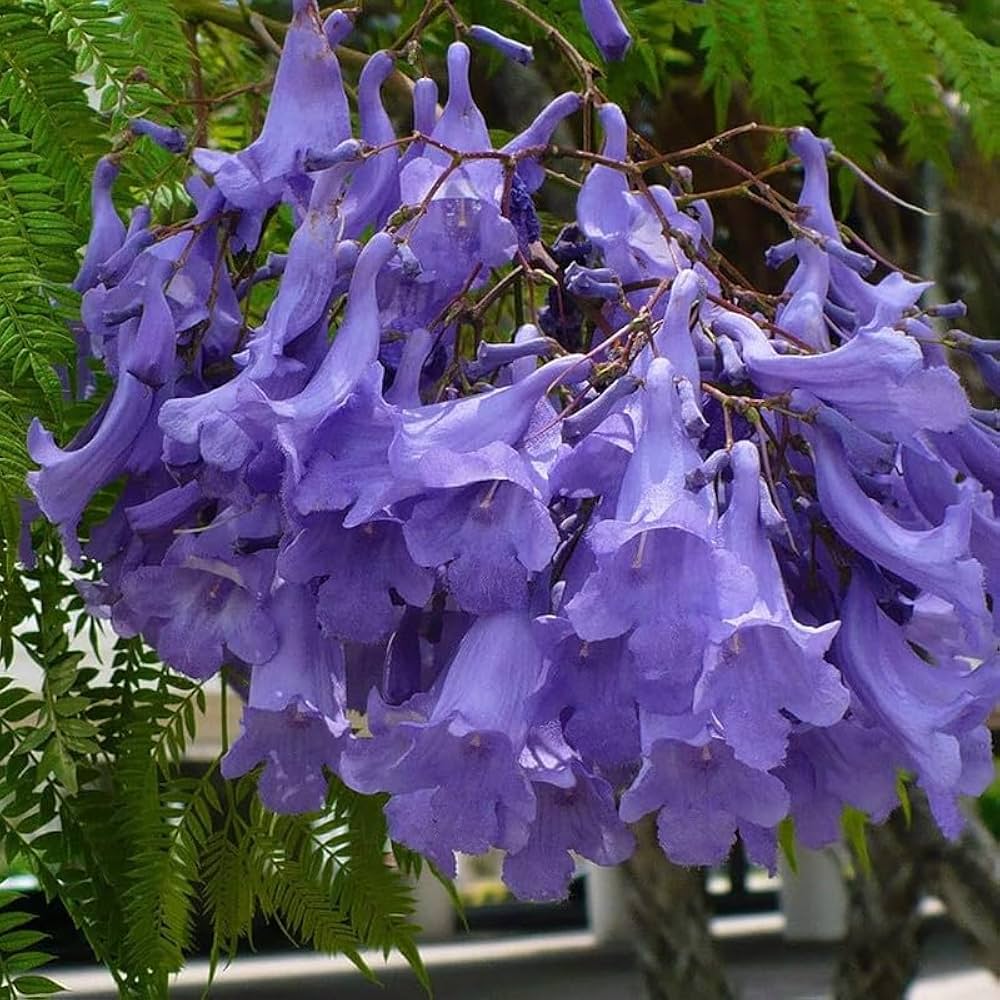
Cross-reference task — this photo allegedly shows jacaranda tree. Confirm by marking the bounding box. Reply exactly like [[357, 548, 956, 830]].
[[1, 1, 998, 998]]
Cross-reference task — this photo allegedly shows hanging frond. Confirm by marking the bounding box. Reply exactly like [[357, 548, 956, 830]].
[[0, 4, 104, 216], [623, 0, 999, 168]]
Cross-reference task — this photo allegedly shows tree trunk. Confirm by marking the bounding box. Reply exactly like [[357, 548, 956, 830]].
[[911, 795, 1000, 976], [835, 791, 1000, 999], [834, 808, 924, 1000], [623, 817, 733, 1000]]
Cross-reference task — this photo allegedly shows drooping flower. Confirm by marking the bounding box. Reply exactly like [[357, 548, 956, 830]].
[[222, 583, 350, 813], [193, 0, 351, 216], [580, 0, 632, 61], [28, 374, 158, 564], [530, 617, 640, 769], [119, 506, 280, 678], [468, 25, 534, 65], [129, 118, 187, 154], [279, 511, 434, 644], [564, 359, 755, 716], [403, 481, 559, 614], [341, 612, 544, 875], [694, 442, 849, 770], [503, 723, 634, 900], [714, 310, 968, 441], [73, 157, 126, 295], [807, 422, 988, 639], [834, 571, 1000, 834], [25, 0, 1000, 895], [620, 734, 789, 866]]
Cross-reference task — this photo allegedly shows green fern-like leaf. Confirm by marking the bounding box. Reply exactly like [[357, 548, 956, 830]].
[[903, 0, 1000, 159], [0, 891, 64, 999], [644, 0, 998, 169], [798, 0, 880, 167], [112, 0, 192, 95], [742, 3, 812, 128], [0, 4, 105, 217], [853, 1, 954, 171]]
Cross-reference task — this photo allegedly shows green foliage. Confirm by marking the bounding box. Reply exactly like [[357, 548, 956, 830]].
[[360, 0, 980, 178], [978, 762, 1000, 840], [841, 806, 873, 875], [1, 538, 430, 998], [0, 892, 63, 999], [599, 0, 998, 170], [0, 4, 433, 984], [776, 816, 797, 875], [418, 1, 997, 170]]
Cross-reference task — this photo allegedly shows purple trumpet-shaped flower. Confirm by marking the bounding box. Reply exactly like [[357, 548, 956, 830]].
[[694, 442, 848, 770], [73, 157, 126, 294], [501, 92, 582, 194], [468, 25, 534, 64], [254, 162, 363, 359], [714, 335, 746, 385], [931, 417, 1000, 501], [620, 735, 789, 866], [266, 233, 397, 484], [503, 724, 634, 900], [835, 572, 1000, 834], [808, 423, 988, 639], [778, 721, 901, 850], [269, 231, 395, 425], [389, 352, 589, 494], [27, 374, 157, 564], [341, 612, 543, 875], [564, 262, 621, 300], [322, 8, 354, 47], [648, 268, 704, 388], [119, 507, 280, 678], [289, 364, 402, 526], [773, 240, 832, 351], [565, 360, 755, 713], [715, 311, 968, 441], [403, 480, 559, 614], [820, 236, 875, 276], [577, 106, 696, 291], [787, 128, 931, 332], [339, 51, 399, 237], [302, 137, 363, 172], [122, 257, 177, 388], [97, 209, 155, 288], [580, 0, 632, 61], [385, 327, 434, 406], [794, 391, 896, 477], [391, 346, 577, 612], [467, 334, 556, 381], [129, 118, 186, 153], [84, 186, 242, 384], [400, 77, 439, 169], [278, 512, 434, 644], [222, 583, 349, 813], [194, 0, 350, 214], [392, 44, 518, 318], [530, 617, 639, 769], [561, 374, 640, 445], [162, 230, 385, 481], [575, 105, 631, 268], [903, 441, 1000, 636]]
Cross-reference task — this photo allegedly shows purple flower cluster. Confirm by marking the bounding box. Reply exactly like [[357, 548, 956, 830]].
[[28, 0, 999, 900]]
